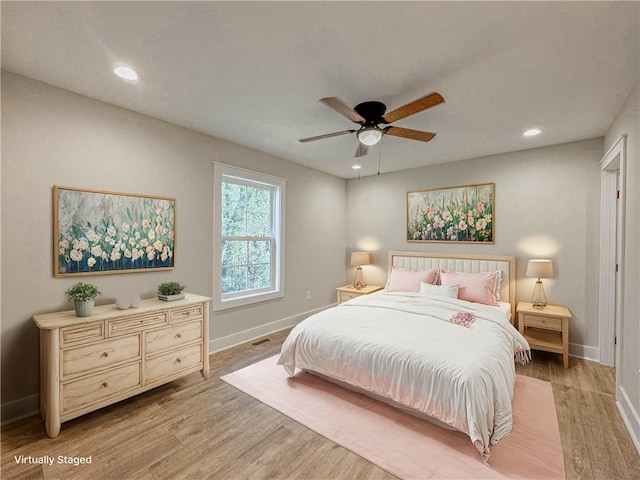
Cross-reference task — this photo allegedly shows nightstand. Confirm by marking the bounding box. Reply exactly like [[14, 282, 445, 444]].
[[516, 302, 572, 368], [336, 284, 383, 304]]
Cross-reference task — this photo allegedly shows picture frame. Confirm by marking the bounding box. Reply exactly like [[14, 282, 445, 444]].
[[407, 182, 494, 243], [53, 186, 176, 277]]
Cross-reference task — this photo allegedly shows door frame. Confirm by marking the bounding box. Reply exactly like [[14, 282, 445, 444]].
[[598, 134, 626, 369]]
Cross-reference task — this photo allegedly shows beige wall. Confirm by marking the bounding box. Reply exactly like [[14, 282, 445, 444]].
[[1, 72, 347, 420], [3, 68, 636, 446], [604, 78, 640, 447], [346, 138, 603, 356]]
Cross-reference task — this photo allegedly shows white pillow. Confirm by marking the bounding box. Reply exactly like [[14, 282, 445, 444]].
[[419, 282, 459, 299]]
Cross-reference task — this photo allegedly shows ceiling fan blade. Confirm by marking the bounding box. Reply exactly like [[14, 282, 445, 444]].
[[299, 130, 355, 143], [381, 92, 444, 124], [384, 126, 436, 142], [354, 142, 369, 157], [320, 97, 365, 124]]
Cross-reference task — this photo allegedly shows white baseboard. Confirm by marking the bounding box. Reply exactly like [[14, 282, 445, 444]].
[[1, 394, 39, 426], [209, 304, 335, 354], [0, 319, 613, 427], [568, 342, 600, 362], [617, 386, 640, 455], [1, 304, 335, 427]]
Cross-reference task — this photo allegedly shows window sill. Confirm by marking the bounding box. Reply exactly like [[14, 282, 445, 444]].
[[213, 290, 284, 312]]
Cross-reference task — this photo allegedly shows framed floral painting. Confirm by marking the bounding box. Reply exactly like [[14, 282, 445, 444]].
[[53, 186, 176, 277], [407, 183, 494, 243]]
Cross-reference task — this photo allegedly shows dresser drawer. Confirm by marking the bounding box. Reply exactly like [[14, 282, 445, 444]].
[[61, 322, 105, 347], [62, 334, 141, 378], [169, 304, 204, 324], [61, 363, 141, 415], [108, 313, 168, 336], [145, 321, 203, 355], [146, 343, 203, 384], [523, 314, 562, 331]]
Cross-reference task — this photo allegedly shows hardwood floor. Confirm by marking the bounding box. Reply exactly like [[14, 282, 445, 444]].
[[2, 329, 639, 480]]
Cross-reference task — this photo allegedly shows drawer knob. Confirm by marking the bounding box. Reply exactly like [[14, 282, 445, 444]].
[[176, 333, 182, 339], [102, 352, 109, 358], [102, 382, 108, 388]]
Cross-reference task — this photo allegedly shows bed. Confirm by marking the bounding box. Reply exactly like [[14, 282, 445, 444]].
[[278, 251, 530, 462]]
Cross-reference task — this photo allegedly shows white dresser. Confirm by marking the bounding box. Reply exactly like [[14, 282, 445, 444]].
[[32, 293, 210, 438]]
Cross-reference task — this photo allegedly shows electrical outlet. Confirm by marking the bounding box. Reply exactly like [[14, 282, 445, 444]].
[[306, 290, 311, 301]]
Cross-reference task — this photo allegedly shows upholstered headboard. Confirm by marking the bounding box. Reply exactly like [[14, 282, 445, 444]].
[[388, 251, 516, 319]]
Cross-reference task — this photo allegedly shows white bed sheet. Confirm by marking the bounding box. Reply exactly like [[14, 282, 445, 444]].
[[495, 301, 512, 320], [278, 291, 530, 461]]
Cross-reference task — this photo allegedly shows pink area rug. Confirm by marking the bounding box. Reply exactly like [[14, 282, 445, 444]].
[[221, 355, 565, 480]]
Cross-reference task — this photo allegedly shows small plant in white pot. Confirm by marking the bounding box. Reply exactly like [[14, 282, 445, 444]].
[[157, 281, 186, 301], [65, 282, 101, 317]]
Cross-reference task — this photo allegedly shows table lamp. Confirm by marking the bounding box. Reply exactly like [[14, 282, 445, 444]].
[[350, 252, 371, 289], [526, 259, 554, 308]]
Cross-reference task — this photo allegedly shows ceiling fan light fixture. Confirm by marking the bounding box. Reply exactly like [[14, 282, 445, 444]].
[[352, 161, 362, 170], [357, 127, 383, 146]]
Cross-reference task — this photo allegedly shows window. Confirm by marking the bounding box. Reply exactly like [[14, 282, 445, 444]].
[[213, 163, 285, 310]]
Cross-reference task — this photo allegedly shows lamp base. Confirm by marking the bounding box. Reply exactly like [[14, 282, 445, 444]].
[[352, 267, 367, 290], [531, 279, 548, 309]]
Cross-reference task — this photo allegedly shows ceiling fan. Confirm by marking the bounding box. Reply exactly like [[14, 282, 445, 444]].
[[299, 92, 445, 157]]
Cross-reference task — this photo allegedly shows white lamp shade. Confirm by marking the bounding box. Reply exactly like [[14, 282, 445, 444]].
[[350, 252, 371, 266], [526, 259, 554, 278]]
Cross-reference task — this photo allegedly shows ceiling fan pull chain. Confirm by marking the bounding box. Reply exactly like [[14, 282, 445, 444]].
[[377, 138, 383, 175]]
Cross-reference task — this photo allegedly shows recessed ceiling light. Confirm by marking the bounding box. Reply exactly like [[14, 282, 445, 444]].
[[113, 66, 139, 81], [523, 128, 542, 137]]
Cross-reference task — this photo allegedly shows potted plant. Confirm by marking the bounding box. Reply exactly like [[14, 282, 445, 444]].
[[157, 281, 186, 301], [65, 282, 102, 317]]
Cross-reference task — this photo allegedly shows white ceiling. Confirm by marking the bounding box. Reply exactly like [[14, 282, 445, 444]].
[[2, 1, 638, 179]]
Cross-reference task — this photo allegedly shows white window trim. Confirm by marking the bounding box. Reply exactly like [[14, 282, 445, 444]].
[[213, 162, 285, 311]]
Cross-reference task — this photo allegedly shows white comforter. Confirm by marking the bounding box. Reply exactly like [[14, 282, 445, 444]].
[[277, 292, 530, 461]]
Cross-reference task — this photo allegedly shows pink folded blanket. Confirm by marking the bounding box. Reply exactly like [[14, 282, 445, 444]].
[[451, 312, 474, 327]]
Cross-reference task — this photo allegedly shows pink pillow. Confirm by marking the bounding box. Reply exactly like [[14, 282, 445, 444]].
[[385, 267, 438, 292], [440, 271, 499, 306]]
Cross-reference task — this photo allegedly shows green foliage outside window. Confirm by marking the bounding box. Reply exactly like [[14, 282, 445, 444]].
[[221, 181, 273, 295]]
